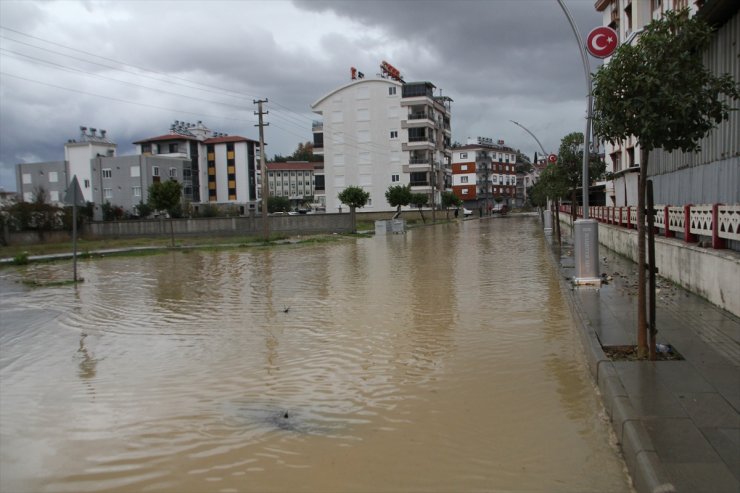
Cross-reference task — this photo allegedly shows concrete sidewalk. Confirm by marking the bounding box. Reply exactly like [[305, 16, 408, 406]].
[[548, 234, 739, 493]]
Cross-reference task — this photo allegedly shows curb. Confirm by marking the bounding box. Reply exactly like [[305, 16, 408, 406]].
[[545, 235, 677, 493]]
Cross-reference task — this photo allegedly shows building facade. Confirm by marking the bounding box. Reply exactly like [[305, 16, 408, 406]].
[[594, 0, 738, 206], [451, 138, 518, 211], [134, 120, 261, 212], [259, 161, 319, 205], [311, 73, 452, 213], [15, 121, 262, 218]]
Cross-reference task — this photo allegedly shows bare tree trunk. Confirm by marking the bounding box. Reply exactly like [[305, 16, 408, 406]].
[[555, 199, 562, 247], [637, 148, 649, 359], [647, 179, 657, 360], [350, 206, 356, 234]]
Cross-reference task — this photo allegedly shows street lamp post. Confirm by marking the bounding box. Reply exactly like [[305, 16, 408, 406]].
[[556, 0, 601, 286], [510, 120, 553, 234]]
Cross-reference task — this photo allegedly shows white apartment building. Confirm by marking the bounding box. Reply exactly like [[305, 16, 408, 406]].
[[595, 0, 740, 206], [17, 127, 116, 206], [311, 75, 452, 212]]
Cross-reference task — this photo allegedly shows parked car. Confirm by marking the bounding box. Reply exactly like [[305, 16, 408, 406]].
[[463, 208, 473, 217]]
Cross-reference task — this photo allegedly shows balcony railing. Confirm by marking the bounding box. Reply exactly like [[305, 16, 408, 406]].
[[409, 180, 429, 187], [409, 158, 430, 165], [407, 112, 430, 120]]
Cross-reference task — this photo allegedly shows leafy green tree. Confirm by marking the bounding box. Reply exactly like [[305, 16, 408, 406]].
[[148, 180, 183, 246], [409, 192, 428, 223], [592, 8, 739, 359], [440, 191, 462, 219], [385, 184, 412, 217], [554, 132, 605, 222], [268, 196, 290, 213], [135, 201, 153, 218], [337, 185, 370, 233]]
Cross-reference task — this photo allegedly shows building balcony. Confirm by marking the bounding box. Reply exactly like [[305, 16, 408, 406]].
[[401, 119, 434, 130]]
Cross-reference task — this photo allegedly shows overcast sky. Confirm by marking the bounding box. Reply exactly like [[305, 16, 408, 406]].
[[0, 0, 603, 192]]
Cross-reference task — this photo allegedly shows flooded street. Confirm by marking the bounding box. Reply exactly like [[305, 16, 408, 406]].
[[0, 216, 631, 492]]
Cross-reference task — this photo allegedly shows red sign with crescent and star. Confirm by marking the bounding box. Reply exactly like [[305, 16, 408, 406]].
[[586, 26, 618, 58]]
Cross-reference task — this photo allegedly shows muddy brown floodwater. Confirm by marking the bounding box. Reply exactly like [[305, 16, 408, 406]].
[[0, 216, 632, 492]]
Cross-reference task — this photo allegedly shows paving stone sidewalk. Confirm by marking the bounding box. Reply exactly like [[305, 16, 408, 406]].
[[548, 236, 739, 493]]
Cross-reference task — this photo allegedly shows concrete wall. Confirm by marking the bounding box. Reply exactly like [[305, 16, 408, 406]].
[[560, 216, 740, 317], [84, 213, 353, 238]]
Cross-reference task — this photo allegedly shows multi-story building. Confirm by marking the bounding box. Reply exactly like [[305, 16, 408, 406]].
[[16, 160, 68, 205], [595, 0, 738, 206], [89, 154, 190, 218], [261, 161, 319, 205], [451, 137, 518, 211], [134, 120, 261, 212], [311, 67, 452, 213], [15, 121, 262, 218]]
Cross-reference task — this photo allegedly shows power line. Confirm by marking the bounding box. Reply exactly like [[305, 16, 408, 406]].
[[0, 72, 255, 124]]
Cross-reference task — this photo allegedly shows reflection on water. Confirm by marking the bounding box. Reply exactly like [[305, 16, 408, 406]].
[[0, 217, 631, 492]]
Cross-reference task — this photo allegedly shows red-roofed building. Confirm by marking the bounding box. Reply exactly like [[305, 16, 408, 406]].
[[134, 120, 260, 212], [260, 161, 324, 208]]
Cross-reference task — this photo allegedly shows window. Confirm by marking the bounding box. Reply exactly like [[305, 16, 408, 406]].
[[22, 173, 32, 184], [390, 130, 398, 139], [133, 186, 141, 197], [388, 86, 396, 96], [169, 167, 177, 178], [461, 164, 468, 171], [462, 188, 468, 195], [103, 188, 113, 199], [50, 191, 59, 202], [391, 174, 400, 182], [84, 179, 90, 188], [357, 108, 370, 121], [49, 172, 58, 183], [460, 153, 467, 159], [461, 176, 469, 183], [142, 143, 152, 153], [153, 166, 159, 177], [102, 168, 112, 179], [183, 169, 191, 179], [131, 166, 140, 177], [169, 143, 179, 153]]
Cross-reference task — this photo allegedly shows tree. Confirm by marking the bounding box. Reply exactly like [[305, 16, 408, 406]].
[[337, 185, 370, 233], [440, 191, 462, 219], [555, 132, 605, 223], [148, 180, 183, 246], [135, 201, 153, 218], [592, 8, 739, 360], [267, 196, 290, 213], [409, 192, 428, 223], [385, 184, 412, 218]]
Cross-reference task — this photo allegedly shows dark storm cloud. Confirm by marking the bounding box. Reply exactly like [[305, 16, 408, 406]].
[[0, 0, 604, 191]]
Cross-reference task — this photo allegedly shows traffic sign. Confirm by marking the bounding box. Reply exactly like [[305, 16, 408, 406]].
[[586, 26, 618, 58], [64, 176, 86, 206], [547, 154, 558, 164]]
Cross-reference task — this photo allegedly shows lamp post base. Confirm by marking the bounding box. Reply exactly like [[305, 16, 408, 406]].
[[573, 219, 601, 286], [544, 209, 553, 235]]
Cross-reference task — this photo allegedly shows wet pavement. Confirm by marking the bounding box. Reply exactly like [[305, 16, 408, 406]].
[[547, 230, 739, 493]]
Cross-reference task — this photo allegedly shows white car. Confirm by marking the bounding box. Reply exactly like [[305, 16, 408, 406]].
[[463, 208, 473, 217]]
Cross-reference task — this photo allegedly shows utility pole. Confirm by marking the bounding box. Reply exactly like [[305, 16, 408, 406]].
[[254, 99, 269, 241]]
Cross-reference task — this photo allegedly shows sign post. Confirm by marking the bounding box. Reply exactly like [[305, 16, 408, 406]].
[[64, 176, 85, 283]]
